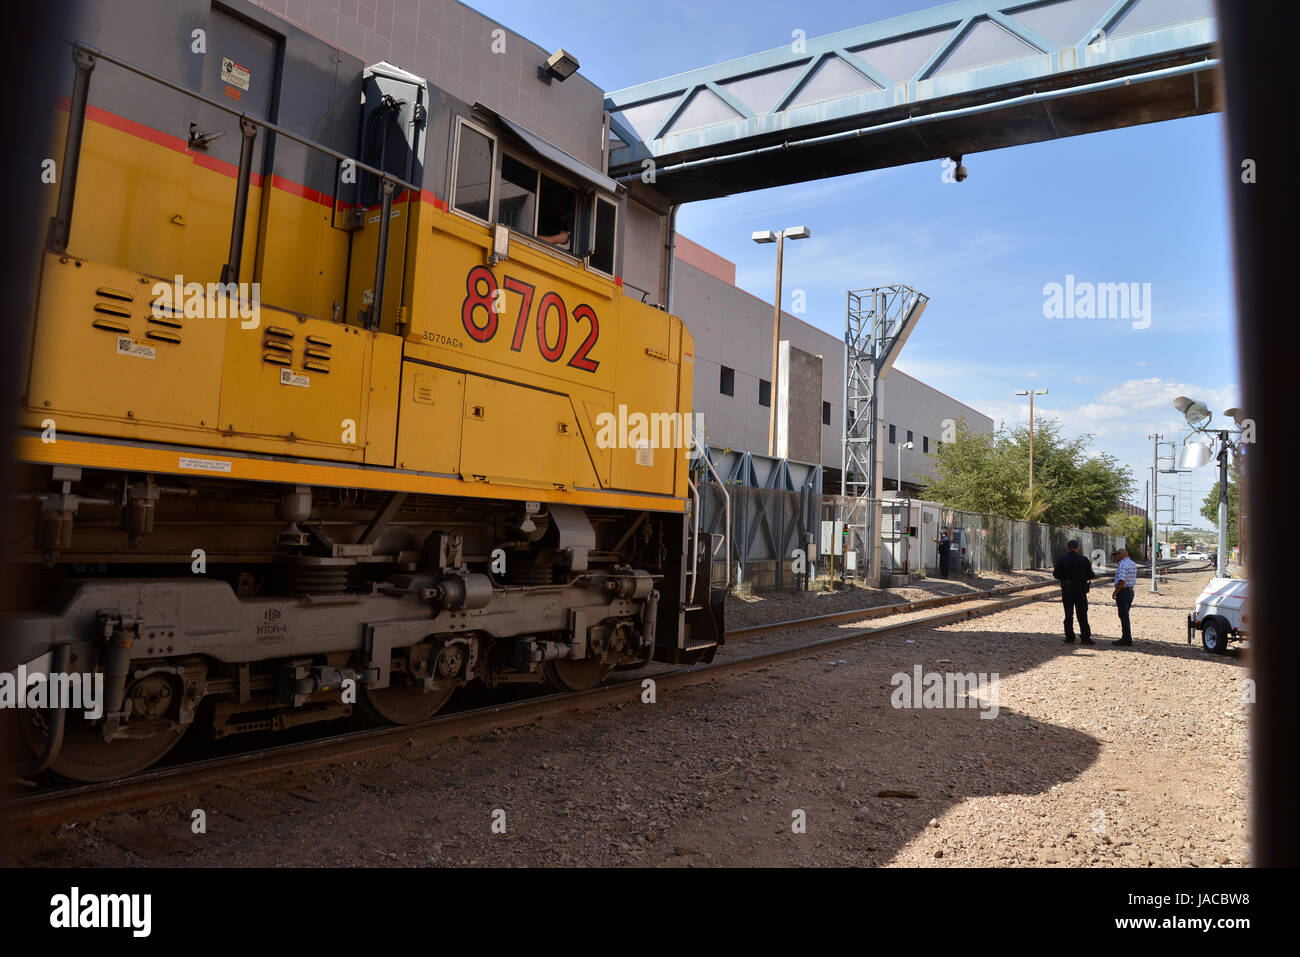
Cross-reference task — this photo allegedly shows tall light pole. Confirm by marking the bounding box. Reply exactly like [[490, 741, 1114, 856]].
[[752, 226, 811, 456], [1014, 388, 1048, 505], [1173, 395, 1242, 579], [896, 440, 913, 495], [898, 440, 914, 571], [1149, 434, 1161, 593]]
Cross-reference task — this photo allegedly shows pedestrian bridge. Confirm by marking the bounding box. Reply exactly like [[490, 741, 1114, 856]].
[[605, 0, 1218, 202]]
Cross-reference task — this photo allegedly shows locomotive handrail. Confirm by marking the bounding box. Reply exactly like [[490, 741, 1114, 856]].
[[694, 445, 731, 590], [64, 42, 420, 193], [51, 42, 418, 325], [685, 474, 700, 603]]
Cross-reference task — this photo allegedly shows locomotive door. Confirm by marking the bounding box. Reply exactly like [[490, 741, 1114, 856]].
[[183, 7, 279, 285]]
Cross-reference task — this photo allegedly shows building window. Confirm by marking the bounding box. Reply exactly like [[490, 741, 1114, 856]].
[[822, 401, 831, 426], [719, 365, 734, 396], [906, 430, 913, 444], [923, 435, 929, 453], [888, 424, 896, 444], [758, 379, 771, 408], [452, 120, 494, 221]]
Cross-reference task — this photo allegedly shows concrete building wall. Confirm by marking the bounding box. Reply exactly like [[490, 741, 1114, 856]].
[[878, 369, 994, 491], [671, 236, 993, 485], [257, 0, 606, 170], [623, 194, 668, 307], [672, 255, 844, 466], [777, 342, 824, 465]]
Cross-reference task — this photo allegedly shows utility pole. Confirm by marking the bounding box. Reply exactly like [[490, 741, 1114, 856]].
[[1149, 433, 1160, 593], [1143, 477, 1150, 560], [1014, 388, 1048, 504]]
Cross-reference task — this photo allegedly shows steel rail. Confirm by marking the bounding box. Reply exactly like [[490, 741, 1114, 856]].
[[727, 559, 1199, 640]]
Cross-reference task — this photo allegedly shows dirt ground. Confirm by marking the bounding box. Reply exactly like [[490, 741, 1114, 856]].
[[5, 570, 1247, 868]]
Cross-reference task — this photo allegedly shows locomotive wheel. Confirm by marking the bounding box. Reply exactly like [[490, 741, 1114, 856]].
[[360, 676, 456, 725], [14, 709, 189, 783], [543, 658, 613, 692], [13, 670, 190, 782]]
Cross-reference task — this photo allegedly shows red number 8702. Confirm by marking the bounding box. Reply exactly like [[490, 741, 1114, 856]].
[[460, 265, 599, 373]]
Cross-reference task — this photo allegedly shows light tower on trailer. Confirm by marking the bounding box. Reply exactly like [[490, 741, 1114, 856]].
[[1173, 397, 1249, 578]]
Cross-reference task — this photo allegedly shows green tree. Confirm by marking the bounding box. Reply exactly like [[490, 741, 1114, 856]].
[[922, 417, 1133, 528], [1199, 462, 1240, 548], [919, 418, 1023, 517], [1107, 511, 1148, 557]]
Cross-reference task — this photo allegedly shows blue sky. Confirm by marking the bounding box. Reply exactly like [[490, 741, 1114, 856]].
[[468, 0, 1238, 530]]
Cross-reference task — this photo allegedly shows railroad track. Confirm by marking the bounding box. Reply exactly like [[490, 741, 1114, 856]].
[[728, 558, 1201, 640], [2, 560, 1203, 829]]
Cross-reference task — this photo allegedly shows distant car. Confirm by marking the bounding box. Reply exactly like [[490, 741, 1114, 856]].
[[1182, 550, 1207, 561], [1188, 577, 1248, 654]]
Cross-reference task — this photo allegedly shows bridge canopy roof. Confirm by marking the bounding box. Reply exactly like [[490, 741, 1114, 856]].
[[605, 0, 1218, 203]]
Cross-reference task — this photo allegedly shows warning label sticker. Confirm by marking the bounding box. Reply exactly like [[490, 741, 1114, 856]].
[[280, 368, 310, 388], [115, 336, 156, 360], [635, 441, 653, 467], [179, 456, 233, 474], [221, 58, 250, 91]]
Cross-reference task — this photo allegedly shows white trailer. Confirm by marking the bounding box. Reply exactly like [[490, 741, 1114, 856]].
[[1187, 577, 1249, 654]]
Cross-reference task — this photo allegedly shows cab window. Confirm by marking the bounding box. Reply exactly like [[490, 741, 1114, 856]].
[[589, 197, 616, 275], [452, 121, 494, 221], [499, 153, 538, 235], [537, 174, 576, 252]]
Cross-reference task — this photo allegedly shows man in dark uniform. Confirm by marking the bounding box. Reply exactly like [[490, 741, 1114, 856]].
[[937, 533, 951, 578], [1053, 539, 1094, 645]]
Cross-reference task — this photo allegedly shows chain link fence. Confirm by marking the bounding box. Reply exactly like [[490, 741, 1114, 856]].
[[699, 484, 1121, 589]]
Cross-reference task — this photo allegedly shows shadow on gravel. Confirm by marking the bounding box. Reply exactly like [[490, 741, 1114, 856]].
[[903, 574, 1053, 596], [1083, 639, 1248, 666], [634, 628, 1115, 868]]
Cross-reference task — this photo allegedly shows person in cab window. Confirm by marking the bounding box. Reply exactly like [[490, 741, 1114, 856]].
[[537, 176, 575, 249], [537, 206, 572, 248]]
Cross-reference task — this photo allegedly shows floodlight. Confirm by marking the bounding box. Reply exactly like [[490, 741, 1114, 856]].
[[1172, 395, 1211, 429], [1178, 437, 1214, 469], [538, 49, 580, 84]]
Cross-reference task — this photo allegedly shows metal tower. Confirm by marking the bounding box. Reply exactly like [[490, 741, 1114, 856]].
[[841, 284, 928, 584]]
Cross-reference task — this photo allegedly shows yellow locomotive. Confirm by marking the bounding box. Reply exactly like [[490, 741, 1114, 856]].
[[5, 3, 723, 781]]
